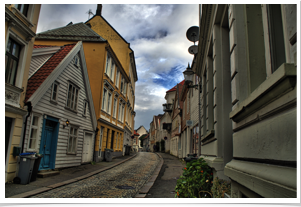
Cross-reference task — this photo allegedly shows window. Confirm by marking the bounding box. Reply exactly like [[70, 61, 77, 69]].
[[110, 62, 115, 80], [118, 103, 122, 121], [123, 82, 127, 95], [266, 4, 286, 73], [120, 77, 124, 93], [102, 88, 107, 111], [99, 126, 104, 156], [83, 100, 88, 116], [113, 98, 117, 118], [121, 105, 125, 123], [15, 4, 29, 17], [107, 92, 112, 114], [115, 69, 120, 87], [50, 82, 59, 102], [74, 56, 80, 67], [105, 54, 111, 75], [68, 126, 78, 154], [5, 38, 21, 85], [28, 115, 39, 150], [66, 83, 79, 111]]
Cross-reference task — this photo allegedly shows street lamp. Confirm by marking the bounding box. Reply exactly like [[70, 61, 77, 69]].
[[183, 62, 202, 158], [183, 63, 201, 91]]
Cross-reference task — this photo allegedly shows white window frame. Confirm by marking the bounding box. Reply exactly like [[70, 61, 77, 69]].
[[67, 125, 78, 154], [118, 103, 122, 121], [27, 114, 40, 151], [121, 105, 125, 123], [66, 82, 79, 111], [113, 98, 117, 118], [83, 100, 89, 116], [115, 69, 120, 87], [74, 56, 80, 67], [110, 62, 115, 81], [102, 88, 107, 111], [107, 92, 112, 114], [50, 81, 59, 103]]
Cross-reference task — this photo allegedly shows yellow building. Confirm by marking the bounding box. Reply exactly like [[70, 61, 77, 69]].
[[5, 4, 41, 182], [86, 4, 138, 156], [34, 4, 138, 160]]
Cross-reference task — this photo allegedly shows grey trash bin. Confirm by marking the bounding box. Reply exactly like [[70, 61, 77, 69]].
[[105, 148, 113, 162], [18, 153, 38, 184]]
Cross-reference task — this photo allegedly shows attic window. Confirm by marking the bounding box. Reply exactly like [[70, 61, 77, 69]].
[[74, 56, 80, 67]]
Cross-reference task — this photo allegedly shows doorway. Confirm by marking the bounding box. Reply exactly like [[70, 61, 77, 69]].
[[82, 132, 93, 163]]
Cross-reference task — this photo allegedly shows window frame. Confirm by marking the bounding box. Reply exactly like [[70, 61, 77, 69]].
[[66, 82, 80, 112], [115, 69, 120, 88], [67, 125, 78, 154], [50, 81, 59, 103], [83, 100, 89, 116], [113, 98, 117, 118], [27, 114, 40, 151], [107, 91, 112, 114], [5, 38, 21, 86]]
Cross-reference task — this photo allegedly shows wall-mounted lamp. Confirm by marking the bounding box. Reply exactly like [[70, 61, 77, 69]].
[[63, 119, 70, 129], [183, 63, 202, 92]]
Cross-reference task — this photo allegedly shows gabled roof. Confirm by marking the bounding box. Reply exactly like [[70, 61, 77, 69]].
[[35, 22, 106, 42], [25, 43, 76, 102], [26, 41, 97, 130]]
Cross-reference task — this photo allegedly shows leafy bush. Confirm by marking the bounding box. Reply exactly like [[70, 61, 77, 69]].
[[175, 158, 213, 198], [211, 177, 231, 198]]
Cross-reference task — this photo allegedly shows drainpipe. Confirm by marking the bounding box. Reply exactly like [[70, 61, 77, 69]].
[[93, 127, 99, 162], [21, 102, 32, 153]]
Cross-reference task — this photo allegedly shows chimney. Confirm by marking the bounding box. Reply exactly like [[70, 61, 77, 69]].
[[96, 4, 102, 16]]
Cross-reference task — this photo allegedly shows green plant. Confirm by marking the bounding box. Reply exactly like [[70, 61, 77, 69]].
[[211, 177, 231, 198], [90, 161, 96, 165], [175, 158, 213, 198]]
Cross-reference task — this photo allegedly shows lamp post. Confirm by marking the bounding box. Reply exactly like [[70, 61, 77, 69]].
[[183, 63, 202, 158]]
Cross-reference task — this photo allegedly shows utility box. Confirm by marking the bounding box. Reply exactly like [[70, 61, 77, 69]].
[[18, 153, 37, 184], [13, 147, 21, 157]]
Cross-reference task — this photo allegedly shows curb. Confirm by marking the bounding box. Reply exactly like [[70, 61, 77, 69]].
[[8, 153, 137, 198], [134, 152, 164, 198]]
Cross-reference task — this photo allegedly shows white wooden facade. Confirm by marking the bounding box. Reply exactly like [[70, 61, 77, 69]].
[[23, 42, 97, 170]]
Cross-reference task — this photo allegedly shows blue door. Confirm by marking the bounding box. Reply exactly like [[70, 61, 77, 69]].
[[39, 118, 59, 170]]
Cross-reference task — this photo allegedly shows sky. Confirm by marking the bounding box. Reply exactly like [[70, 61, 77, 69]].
[[36, 4, 199, 131]]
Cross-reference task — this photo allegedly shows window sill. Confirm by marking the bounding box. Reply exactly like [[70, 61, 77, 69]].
[[201, 130, 215, 142], [230, 63, 296, 122], [65, 106, 77, 114], [50, 100, 58, 105]]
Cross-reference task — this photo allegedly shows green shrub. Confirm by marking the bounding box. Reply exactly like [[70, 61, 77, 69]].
[[211, 177, 231, 198], [175, 158, 213, 198]]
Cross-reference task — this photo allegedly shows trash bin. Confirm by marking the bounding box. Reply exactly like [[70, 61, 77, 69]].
[[18, 152, 38, 184], [105, 148, 113, 162], [30, 154, 43, 182]]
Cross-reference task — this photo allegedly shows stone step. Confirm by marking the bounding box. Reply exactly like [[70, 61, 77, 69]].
[[37, 170, 60, 178]]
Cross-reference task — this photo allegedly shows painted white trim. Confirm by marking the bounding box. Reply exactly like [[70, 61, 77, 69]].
[[78, 45, 97, 130], [32, 46, 61, 56]]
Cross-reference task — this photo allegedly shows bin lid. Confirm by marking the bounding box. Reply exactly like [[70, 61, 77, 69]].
[[19, 152, 36, 156]]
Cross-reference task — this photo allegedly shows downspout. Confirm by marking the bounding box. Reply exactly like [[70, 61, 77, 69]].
[[21, 102, 32, 153], [93, 127, 99, 162]]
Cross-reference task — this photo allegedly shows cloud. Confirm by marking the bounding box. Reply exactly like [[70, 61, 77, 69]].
[[36, 4, 198, 130]]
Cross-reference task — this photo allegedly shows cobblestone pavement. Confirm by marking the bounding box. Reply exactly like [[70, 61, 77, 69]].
[[29, 152, 160, 198]]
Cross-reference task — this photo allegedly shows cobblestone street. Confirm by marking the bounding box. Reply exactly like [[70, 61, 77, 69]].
[[29, 152, 160, 198]]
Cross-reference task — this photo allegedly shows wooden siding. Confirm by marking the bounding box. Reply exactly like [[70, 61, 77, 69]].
[[28, 54, 52, 78], [23, 52, 95, 169]]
